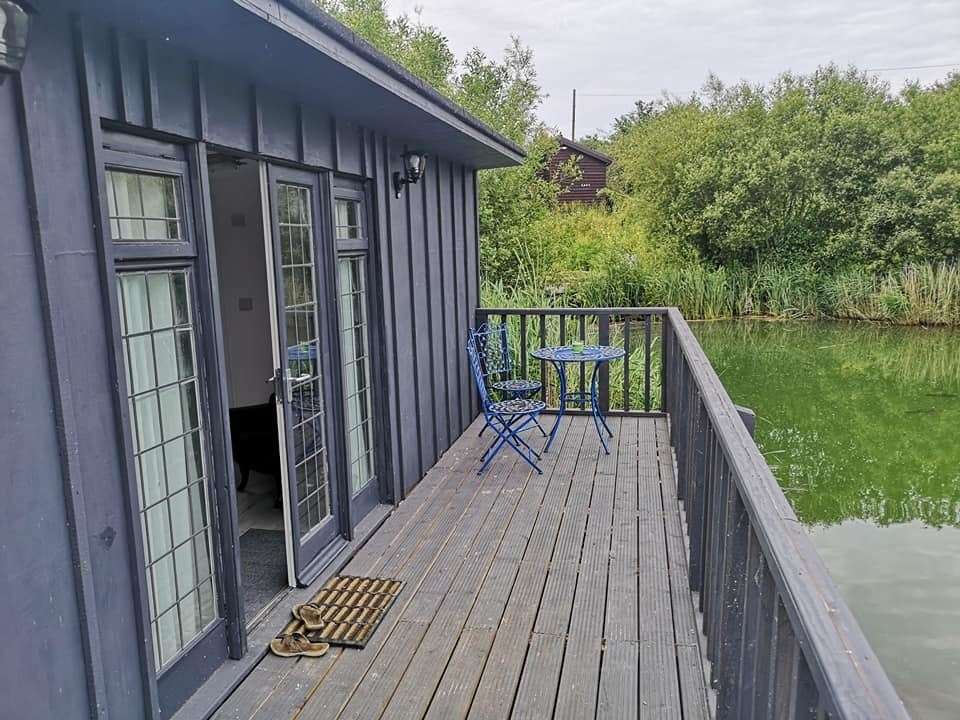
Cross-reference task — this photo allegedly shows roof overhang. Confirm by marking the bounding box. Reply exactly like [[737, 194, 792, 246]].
[[75, 0, 525, 168]]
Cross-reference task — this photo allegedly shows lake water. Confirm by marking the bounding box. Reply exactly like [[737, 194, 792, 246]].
[[693, 320, 960, 720]]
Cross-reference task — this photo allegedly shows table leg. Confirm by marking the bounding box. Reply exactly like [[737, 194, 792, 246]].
[[589, 361, 614, 454], [543, 359, 565, 452]]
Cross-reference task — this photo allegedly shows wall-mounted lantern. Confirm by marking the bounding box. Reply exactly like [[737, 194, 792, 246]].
[[0, 1, 33, 85], [393, 151, 427, 198]]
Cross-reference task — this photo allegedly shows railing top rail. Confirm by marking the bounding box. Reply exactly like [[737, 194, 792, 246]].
[[665, 308, 907, 718], [478, 307, 669, 316]]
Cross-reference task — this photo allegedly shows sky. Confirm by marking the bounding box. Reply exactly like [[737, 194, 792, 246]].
[[391, 0, 959, 138]]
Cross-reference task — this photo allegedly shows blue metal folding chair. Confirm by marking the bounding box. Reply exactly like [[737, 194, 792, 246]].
[[470, 323, 546, 437], [467, 337, 546, 475]]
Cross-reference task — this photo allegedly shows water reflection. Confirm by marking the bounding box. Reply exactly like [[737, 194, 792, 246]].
[[693, 320, 960, 720]]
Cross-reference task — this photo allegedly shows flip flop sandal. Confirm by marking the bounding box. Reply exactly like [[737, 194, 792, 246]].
[[269, 632, 329, 658], [293, 602, 339, 630]]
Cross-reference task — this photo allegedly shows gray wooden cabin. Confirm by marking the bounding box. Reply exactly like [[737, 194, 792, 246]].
[[1, 0, 519, 717], [0, 1, 911, 719]]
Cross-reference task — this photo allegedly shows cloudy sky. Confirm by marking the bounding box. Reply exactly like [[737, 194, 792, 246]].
[[392, 0, 959, 138]]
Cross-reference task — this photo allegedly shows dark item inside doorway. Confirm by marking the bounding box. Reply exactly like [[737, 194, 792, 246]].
[[229, 395, 282, 507]]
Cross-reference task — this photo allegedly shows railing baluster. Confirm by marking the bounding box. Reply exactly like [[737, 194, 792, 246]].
[[794, 655, 820, 719], [578, 314, 586, 410], [598, 313, 610, 412], [752, 568, 779, 720], [644, 313, 652, 411], [623, 315, 631, 413], [519, 314, 527, 379], [539, 313, 547, 403], [772, 598, 799, 718], [700, 431, 718, 620], [707, 451, 728, 667], [717, 482, 750, 717], [688, 401, 708, 592], [737, 529, 764, 718], [660, 314, 669, 411]]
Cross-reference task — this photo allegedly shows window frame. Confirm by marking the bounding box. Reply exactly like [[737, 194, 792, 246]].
[[96, 139, 240, 695], [330, 177, 391, 520], [102, 149, 196, 262]]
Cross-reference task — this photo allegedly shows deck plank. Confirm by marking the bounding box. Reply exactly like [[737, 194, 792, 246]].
[[656, 418, 712, 720], [295, 446, 523, 720], [214, 416, 710, 720]]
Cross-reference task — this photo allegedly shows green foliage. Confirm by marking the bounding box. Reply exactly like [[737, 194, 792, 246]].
[[316, 0, 455, 92], [604, 67, 960, 272], [484, 262, 960, 326]]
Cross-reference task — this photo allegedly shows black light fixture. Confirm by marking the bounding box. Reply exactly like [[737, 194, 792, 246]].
[[393, 150, 427, 198], [0, 1, 33, 85]]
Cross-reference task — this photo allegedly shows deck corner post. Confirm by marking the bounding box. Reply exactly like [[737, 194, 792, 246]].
[[736, 405, 756, 438]]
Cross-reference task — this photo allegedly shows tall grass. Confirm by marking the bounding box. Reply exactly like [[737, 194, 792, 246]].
[[485, 262, 960, 326]]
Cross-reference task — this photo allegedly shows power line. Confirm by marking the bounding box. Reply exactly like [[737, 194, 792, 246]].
[[864, 62, 959, 72], [574, 63, 960, 100]]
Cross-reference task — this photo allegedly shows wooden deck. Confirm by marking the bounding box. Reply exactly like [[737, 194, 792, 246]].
[[215, 415, 711, 720]]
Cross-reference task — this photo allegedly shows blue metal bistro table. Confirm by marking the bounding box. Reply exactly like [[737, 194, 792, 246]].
[[530, 345, 626, 454]]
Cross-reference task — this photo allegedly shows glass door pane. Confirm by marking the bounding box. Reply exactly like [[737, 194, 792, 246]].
[[277, 183, 331, 539], [337, 255, 376, 496], [266, 166, 341, 583], [117, 269, 218, 671]]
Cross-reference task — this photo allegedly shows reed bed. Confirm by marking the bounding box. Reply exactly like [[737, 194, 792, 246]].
[[484, 262, 960, 327]]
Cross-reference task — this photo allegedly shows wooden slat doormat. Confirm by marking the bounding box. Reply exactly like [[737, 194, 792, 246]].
[[276, 575, 403, 650]]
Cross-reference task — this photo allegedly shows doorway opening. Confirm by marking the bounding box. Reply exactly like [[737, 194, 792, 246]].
[[208, 152, 289, 626]]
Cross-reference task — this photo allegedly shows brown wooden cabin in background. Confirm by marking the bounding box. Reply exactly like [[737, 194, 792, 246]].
[[548, 136, 613, 204]]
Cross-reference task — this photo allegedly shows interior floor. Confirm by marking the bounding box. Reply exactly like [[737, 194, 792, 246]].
[[236, 472, 287, 624]]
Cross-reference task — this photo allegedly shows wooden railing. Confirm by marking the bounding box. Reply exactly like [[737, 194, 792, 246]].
[[478, 306, 908, 719], [476, 307, 668, 413], [662, 308, 907, 719]]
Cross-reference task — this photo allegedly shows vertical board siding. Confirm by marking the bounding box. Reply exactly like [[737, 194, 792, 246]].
[[116, 32, 147, 127], [385, 140, 423, 492], [16, 12, 152, 717], [302, 105, 336, 169], [258, 86, 300, 161], [408, 159, 436, 472], [452, 165, 470, 431], [337, 119, 364, 176], [370, 133, 402, 504], [204, 62, 254, 152], [424, 162, 447, 452], [464, 168, 480, 419], [152, 43, 196, 139], [5, 9, 486, 716], [0, 66, 94, 720], [438, 160, 462, 446]]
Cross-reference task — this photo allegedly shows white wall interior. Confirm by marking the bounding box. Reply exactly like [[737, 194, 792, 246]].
[[209, 159, 274, 408]]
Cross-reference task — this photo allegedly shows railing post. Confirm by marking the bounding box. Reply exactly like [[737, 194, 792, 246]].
[[643, 313, 652, 412], [737, 405, 756, 438], [622, 316, 631, 413], [598, 313, 610, 412], [661, 312, 670, 412], [475, 308, 487, 330]]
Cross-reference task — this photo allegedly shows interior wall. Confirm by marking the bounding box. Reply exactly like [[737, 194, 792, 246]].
[[209, 160, 273, 408]]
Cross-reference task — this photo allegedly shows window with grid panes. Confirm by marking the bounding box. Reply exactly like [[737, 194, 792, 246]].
[[335, 197, 376, 494], [116, 268, 218, 670]]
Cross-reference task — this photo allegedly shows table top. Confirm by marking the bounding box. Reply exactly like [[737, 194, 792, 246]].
[[530, 345, 626, 363]]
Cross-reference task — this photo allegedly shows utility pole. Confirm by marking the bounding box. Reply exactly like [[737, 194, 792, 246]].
[[571, 88, 576, 140]]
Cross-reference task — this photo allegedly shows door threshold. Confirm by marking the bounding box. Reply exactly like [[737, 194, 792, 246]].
[[171, 503, 393, 720], [245, 588, 292, 633]]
